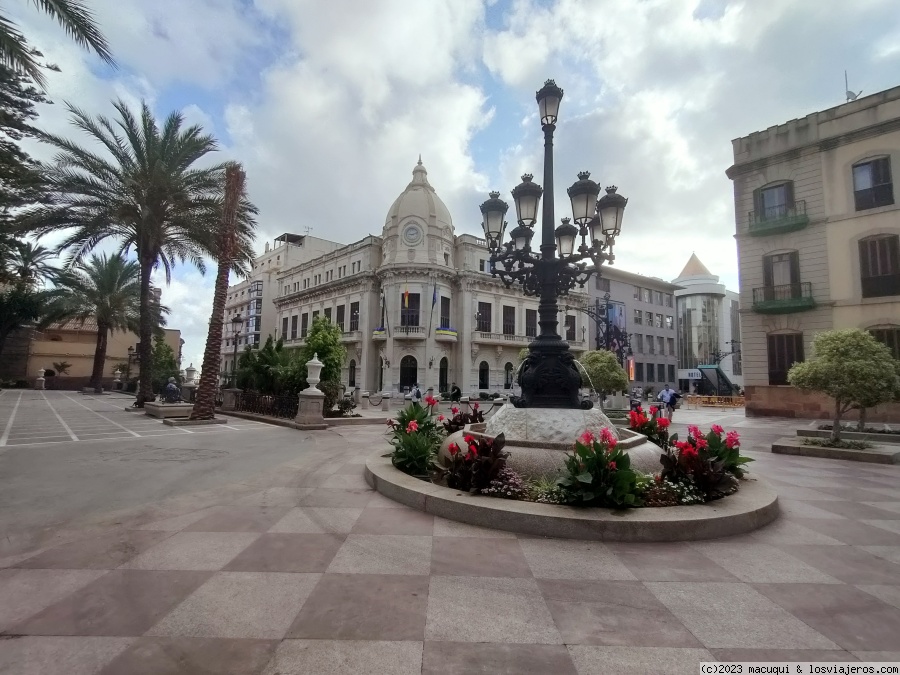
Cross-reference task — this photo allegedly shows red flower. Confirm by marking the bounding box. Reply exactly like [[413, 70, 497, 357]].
[[688, 425, 703, 440], [650, 406, 658, 414], [438, 414, 445, 422], [472, 402, 480, 410], [449, 442, 460, 456], [695, 437, 708, 449], [464, 435, 475, 444], [654, 474, 662, 482], [725, 430, 740, 449], [678, 442, 698, 460], [656, 417, 670, 429], [599, 427, 618, 448], [710, 424, 724, 435], [406, 420, 419, 433], [578, 430, 595, 445], [424, 395, 438, 407], [451, 407, 459, 415], [607, 461, 617, 471]]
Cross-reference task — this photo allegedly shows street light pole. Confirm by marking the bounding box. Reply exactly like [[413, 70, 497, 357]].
[[479, 79, 628, 410], [230, 314, 243, 388]]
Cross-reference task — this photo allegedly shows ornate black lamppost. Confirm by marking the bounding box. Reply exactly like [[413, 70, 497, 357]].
[[229, 314, 243, 388], [479, 79, 628, 409]]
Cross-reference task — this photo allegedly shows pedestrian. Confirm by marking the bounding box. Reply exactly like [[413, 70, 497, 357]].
[[450, 382, 462, 402], [657, 384, 677, 420], [411, 383, 423, 406]]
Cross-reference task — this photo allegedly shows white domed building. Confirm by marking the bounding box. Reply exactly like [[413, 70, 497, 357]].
[[271, 159, 590, 395]]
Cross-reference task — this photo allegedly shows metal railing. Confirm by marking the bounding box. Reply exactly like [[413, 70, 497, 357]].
[[752, 281, 813, 304], [236, 391, 298, 419], [395, 325, 426, 336], [749, 199, 807, 225]]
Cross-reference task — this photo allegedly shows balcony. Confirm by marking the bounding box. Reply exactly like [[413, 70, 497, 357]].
[[752, 282, 816, 314], [372, 329, 387, 341], [340, 330, 362, 343], [434, 328, 458, 343], [473, 332, 529, 346], [748, 200, 809, 236], [394, 325, 427, 340]]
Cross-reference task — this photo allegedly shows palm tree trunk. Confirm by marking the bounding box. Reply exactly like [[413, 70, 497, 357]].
[[91, 322, 108, 393], [136, 255, 155, 407], [191, 164, 245, 420]]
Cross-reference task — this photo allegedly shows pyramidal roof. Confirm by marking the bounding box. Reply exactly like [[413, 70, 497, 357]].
[[677, 252, 712, 278]]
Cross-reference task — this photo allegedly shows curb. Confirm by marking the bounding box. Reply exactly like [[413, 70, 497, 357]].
[[772, 437, 900, 464]]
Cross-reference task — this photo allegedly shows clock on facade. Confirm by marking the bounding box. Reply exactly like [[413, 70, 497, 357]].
[[402, 223, 423, 246]]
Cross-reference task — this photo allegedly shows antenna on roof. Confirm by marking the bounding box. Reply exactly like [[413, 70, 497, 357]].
[[845, 70, 862, 102], [302, 225, 313, 236]]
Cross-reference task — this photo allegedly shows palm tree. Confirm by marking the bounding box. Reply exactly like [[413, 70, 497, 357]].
[[0, 0, 114, 87], [58, 252, 161, 392], [5, 240, 59, 286], [27, 99, 257, 405]]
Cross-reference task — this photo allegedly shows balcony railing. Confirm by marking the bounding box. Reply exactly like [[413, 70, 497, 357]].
[[474, 332, 529, 344], [394, 325, 426, 338], [340, 330, 362, 342], [748, 200, 809, 236], [861, 273, 900, 298], [752, 282, 816, 313]]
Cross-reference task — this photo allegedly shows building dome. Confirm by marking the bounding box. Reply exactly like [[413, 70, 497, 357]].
[[384, 157, 454, 235]]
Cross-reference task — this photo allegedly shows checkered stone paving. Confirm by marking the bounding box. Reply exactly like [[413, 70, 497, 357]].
[[0, 394, 898, 674]]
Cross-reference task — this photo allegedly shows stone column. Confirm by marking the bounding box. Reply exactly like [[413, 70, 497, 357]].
[[295, 353, 327, 430], [360, 392, 369, 409], [222, 388, 241, 411], [381, 392, 391, 412]]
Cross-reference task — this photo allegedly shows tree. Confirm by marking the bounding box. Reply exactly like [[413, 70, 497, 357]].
[[301, 316, 345, 384], [56, 253, 153, 392], [517, 347, 529, 364], [149, 336, 178, 394], [0, 283, 67, 359], [789, 329, 900, 441], [191, 164, 245, 420], [52, 360, 71, 375], [579, 350, 629, 402], [0, 0, 114, 88], [28, 99, 257, 406], [5, 240, 59, 286]]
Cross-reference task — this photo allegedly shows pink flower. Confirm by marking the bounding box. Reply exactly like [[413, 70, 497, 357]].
[[449, 442, 460, 456], [578, 430, 595, 445], [451, 407, 459, 415], [688, 425, 702, 440], [695, 437, 708, 449], [406, 420, 419, 433], [656, 417, 671, 429], [424, 395, 438, 407], [438, 414, 445, 422], [599, 427, 618, 448], [472, 402, 480, 410], [710, 424, 724, 435], [607, 461, 617, 471], [725, 430, 740, 449]]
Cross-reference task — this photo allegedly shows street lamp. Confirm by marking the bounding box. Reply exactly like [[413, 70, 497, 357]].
[[229, 314, 244, 388], [479, 79, 628, 409]]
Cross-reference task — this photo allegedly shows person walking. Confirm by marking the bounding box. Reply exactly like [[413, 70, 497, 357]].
[[450, 382, 462, 402], [411, 383, 423, 406]]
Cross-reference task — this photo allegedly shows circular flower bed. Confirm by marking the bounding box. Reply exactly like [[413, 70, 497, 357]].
[[385, 401, 754, 510]]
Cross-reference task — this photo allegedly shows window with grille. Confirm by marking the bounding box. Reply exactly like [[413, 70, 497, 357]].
[[503, 306, 516, 335], [859, 234, 900, 298], [633, 309, 642, 325], [477, 302, 492, 332], [636, 335, 644, 353], [291, 315, 298, 340], [767, 333, 804, 385], [657, 336, 665, 354], [525, 309, 537, 337], [440, 296, 451, 328], [282, 317, 288, 340], [324, 307, 332, 323], [565, 315, 576, 341], [349, 302, 360, 330], [635, 362, 644, 381], [400, 293, 421, 327], [300, 313, 309, 338], [657, 364, 666, 382], [853, 157, 894, 211], [336, 305, 345, 331]]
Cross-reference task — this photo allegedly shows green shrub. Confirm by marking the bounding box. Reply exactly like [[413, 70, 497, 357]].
[[319, 380, 342, 413], [390, 431, 435, 476], [557, 428, 644, 508]]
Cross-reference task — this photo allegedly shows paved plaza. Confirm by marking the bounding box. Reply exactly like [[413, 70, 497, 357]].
[[0, 391, 898, 674]]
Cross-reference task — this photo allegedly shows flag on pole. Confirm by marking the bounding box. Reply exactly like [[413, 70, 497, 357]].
[[403, 282, 409, 308], [431, 280, 438, 309]]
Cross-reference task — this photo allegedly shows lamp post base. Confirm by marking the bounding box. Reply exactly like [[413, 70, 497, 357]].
[[513, 343, 592, 410]]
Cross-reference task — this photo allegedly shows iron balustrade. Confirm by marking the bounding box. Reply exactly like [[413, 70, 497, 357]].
[[752, 281, 813, 304], [236, 391, 299, 419], [750, 199, 806, 223]]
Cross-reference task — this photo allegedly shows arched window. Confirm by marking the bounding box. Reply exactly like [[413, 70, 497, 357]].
[[754, 181, 794, 222], [348, 359, 356, 388], [439, 357, 449, 393], [399, 355, 417, 389], [504, 362, 514, 389], [478, 361, 489, 390], [869, 325, 900, 360]]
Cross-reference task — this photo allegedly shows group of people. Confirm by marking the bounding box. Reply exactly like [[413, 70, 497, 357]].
[[630, 384, 680, 421], [410, 382, 463, 404]]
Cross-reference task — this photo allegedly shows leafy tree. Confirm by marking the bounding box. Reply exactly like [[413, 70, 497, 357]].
[[517, 347, 529, 364], [0, 0, 114, 88], [301, 315, 345, 383], [578, 350, 629, 402], [57, 253, 158, 392], [0, 283, 68, 359], [28, 99, 257, 406], [52, 360, 71, 375], [788, 329, 900, 441], [149, 335, 179, 394]]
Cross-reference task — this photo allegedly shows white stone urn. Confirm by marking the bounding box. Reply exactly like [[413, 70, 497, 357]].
[[184, 364, 197, 384], [306, 353, 324, 389]]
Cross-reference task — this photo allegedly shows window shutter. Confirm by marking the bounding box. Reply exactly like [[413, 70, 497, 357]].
[[789, 251, 800, 285], [784, 181, 794, 209], [763, 255, 774, 287], [859, 240, 871, 279], [752, 187, 762, 219]]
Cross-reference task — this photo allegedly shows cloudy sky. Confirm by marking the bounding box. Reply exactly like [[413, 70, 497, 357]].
[[12, 0, 900, 366]]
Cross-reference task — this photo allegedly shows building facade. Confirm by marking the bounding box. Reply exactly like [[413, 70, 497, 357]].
[[271, 159, 589, 395], [727, 86, 900, 420], [220, 233, 342, 381], [586, 268, 681, 394], [672, 254, 743, 394]]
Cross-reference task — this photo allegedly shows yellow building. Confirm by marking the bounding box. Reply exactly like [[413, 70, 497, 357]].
[[727, 86, 900, 422]]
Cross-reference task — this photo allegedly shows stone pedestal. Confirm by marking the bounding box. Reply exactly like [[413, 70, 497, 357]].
[[34, 369, 45, 390], [222, 388, 241, 411], [353, 387, 361, 403], [295, 388, 327, 430], [144, 402, 194, 419], [381, 392, 391, 412], [181, 383, 197, 403], [360, 393, 369, 409]]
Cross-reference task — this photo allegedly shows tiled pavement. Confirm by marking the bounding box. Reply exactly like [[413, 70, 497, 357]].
[[0, 399, 899, 673]]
